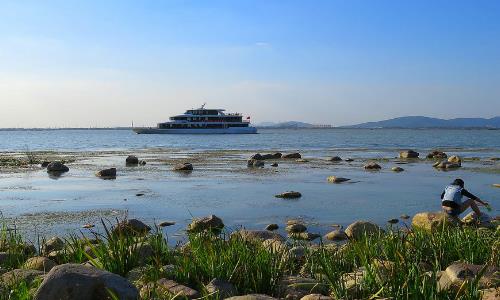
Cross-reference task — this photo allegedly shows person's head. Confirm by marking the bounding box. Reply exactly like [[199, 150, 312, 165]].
[[452, 178, 465, 188]]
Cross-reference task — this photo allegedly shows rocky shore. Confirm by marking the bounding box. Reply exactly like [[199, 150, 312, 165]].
[[0, 211, 498, 300]]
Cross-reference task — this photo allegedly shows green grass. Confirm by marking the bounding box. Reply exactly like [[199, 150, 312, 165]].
[[0, 219, 497, 300]]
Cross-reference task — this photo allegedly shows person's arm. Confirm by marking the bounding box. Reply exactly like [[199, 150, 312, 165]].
[[462, 189, 489, 206]]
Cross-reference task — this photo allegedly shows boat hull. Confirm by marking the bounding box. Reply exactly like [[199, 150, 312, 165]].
[[133, 127, 258, 134]]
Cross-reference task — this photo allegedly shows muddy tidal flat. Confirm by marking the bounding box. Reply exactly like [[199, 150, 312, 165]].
[[1, 132, 499, 244]]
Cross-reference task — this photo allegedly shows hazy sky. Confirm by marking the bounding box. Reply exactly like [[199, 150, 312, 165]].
[[1, 0, 500, 127]]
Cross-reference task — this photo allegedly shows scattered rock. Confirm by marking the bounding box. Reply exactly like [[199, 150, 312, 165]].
[[156, 278, 199, 299], [42, 237, 64, 255], [399, 150, 419, 159], [2, 269, 44, 285], [265, 224, 279, 231], [275, 191, 302, 199], [328, 156, 342, 162], [139, 160, 147, 166], [187, 215, 224, 233], [250, 153, 264, 160], [135, 193, 145, 197], [364, 162, 381, 170], [278, 276, 329, 299], [327, 176, 350, 183], [46, 162, 69, 173], [400, 214, 410, 220], [447, 155, 462, 165], [232, 230, 285, 242], [113, 219, 151, 236], [248, 159, 265, 167], [288, 246, 307, 261], [296, 159, 309, 163], [438, 262, 499, 292], [493, 184, 500, 188], [427, 150, 447, 159], [23, 257, 57, 272], [286, 223, 307, 233], [433, 161, 461, 169], [324, 230, 348, 241], [387, 218, 399, 224], [289, 232, 321, 241], [82, 224, 94, 229], [283, 153, 301, 159], [159, 221, 175, 227], [345, 221, 382, 240], [125, 155, 139, 166], [391, 166, 404, 172], [226, 294, 278, 300], [34, 264, 139, 300], [41, 161, 51, 168], [271, 163, 278, 167], [411, 212, 457, 231], [261, 153, 282, 159], [95, 167, 116, 178], [205, 278, 237, 298], [345, 158, 354, 162], [173, 162, 193, 171]]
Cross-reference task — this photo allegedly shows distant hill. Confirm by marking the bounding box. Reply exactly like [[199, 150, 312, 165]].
[[343, 116, 500, 129], [256, 121, 316, 128]]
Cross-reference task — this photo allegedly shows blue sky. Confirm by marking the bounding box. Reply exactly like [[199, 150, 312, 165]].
[[1, 0, 499, 127]]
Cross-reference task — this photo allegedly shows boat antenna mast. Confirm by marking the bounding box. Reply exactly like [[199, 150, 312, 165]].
[[201, 102, 206, 109]]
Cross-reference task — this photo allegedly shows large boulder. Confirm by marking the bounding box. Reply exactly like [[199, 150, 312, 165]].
[[427, 150, 447, 159], [96, 168, 117, 178], [345, 221, 382, 240], [125, 155, 139, 165], [275, 191, 302, 199], [285, 223, 307, 233], [23, 256, 57, 272], [173, 162, 193, 171], [34, 264, 138, 300], [187, 215, 224, 233], [438, 262, 499, 292], [250, 153, 264, 160], [411, 212, 457, 231], [399, 150, 419, 159], [324, 230, 348, 241], [283, 153, 301, 159], [113, 219, 151, 236], [261, 153, 282, 160], [46, 162, 69, 173]]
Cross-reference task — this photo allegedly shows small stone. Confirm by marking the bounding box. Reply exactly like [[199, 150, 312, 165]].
[[41, 161, 51, 168], [286, 223, 307, 233], [271, 163, 278, 167], [136, 193, 144, 196], [492, 184, 500, 188], [187, 215, 224, 233], [289, 232, 320, 241], [23, 256, 57, 272], [265, 224, 279, 231], [364, 162, 381, 170], [113, 219, 151, 236], [275, 191, 302, 199], [296, 159, 309, 163], [399, 150, 419, 159], [400, 214, 410, 220], [173, 162, 193, 171], [327, 176, 350, 183], [387, 218, 399, 224], [42, 237, 64, 255], [329, 156, 342, 162], [232, 230, 285, 242], [226, 294, 278, 300], [82, 224, 95, 229], [159, 221, 175, 227], [301, 294, 333, 300], [95, 168, 116, 178], [345, 158, 354, 162], [156, 278, 200, 299], [282, 153, 301, 159], [46, 162, 69, 173], [345, 221, 382, 240], [391, 166, 404, 172], [324, 230, 348, 241], [125, 155, 139, 165], [427, 150, 447, 159], [248, 159, 265, 167], [205, 278, 237, 298], [447, 155, 462, 164], [139, 160, 147, 166]]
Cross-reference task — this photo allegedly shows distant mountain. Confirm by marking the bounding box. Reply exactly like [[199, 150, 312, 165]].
[[256, 121, 315, 128], [344, 116, 500, 129]]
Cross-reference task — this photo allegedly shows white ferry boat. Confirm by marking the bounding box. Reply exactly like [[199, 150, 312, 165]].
[[133, 105, 258, 134]]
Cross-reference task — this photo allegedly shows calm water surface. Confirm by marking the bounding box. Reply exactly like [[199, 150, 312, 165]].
[[0, 129, 498, 241]]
